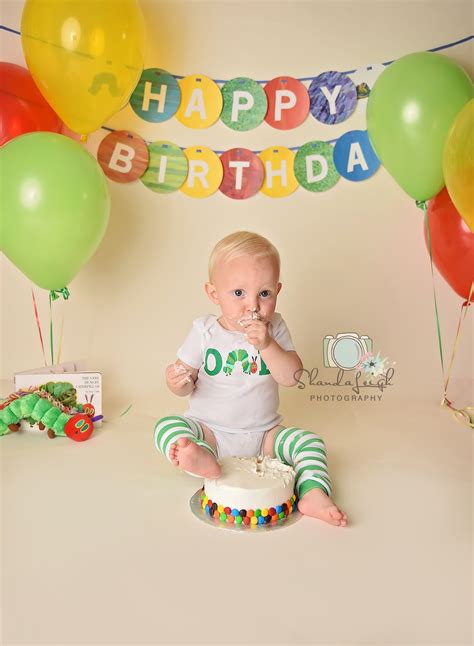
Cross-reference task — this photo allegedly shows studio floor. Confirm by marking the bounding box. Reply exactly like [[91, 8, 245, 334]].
[[1, 384, 472, 646]]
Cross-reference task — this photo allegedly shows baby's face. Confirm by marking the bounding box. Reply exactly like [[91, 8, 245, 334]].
[[205, 254, 282, 331]]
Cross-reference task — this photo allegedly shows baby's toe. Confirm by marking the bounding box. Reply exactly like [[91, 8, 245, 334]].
[[329, 506, 343, 520], [325, 506, 345, 526], [339, 512, 348, 527]]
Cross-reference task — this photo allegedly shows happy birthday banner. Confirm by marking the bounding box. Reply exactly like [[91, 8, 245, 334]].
[[2, 23, 470, 200], [1, 24, 471, 199], [97, 68, 383, 198], [129, 70, 367, 129]]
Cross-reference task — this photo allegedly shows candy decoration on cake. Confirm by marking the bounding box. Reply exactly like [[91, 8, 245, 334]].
[[0, 382, 101, 441], [200, 490, 297, 526], [200, 456, 297, 528]]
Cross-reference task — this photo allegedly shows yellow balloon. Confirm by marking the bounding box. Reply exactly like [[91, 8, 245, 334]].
[[21, 0, 145, 136], [443, 98, 474, 232]]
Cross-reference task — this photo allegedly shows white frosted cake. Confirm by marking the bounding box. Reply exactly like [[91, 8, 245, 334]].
[[200, 456, 297, 526]]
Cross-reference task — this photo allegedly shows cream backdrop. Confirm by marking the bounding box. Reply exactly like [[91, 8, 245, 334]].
[[1, 0, 473, 418]]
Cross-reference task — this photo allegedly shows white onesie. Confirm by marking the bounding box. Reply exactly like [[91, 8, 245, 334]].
[[176, 313, 296, 436]]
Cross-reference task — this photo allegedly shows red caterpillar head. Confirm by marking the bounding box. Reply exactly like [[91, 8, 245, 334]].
[[82, 403, 96, 418], [64, 414, 93, 442]]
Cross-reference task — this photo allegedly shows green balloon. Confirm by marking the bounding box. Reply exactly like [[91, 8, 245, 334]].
[[367, 52, 473, 201], [0, 132, 110, 291]]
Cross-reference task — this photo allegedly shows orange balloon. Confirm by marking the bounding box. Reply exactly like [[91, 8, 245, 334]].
[[0, 62, 62, 145], [425, 188, 474, 301]]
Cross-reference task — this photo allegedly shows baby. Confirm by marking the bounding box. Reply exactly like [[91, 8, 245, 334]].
[[154, 231, 347, 527]]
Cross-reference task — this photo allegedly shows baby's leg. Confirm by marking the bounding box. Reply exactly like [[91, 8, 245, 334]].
[[262, 425, 348, 527], [154, 416, 221, 478]]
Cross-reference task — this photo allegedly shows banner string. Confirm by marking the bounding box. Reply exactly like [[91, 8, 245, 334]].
[[1, 24, 471, 81]]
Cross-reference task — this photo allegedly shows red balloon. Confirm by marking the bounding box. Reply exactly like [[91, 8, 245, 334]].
[[425, 188, 474, 301], [0, 62, 62, 146]]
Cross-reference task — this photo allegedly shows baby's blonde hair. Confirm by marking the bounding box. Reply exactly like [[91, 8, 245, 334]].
[[208, 231, 280, 282]]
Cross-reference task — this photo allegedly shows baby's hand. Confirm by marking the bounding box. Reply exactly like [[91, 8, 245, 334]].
[[165, 362, 194, 392], [240, 319, 272, 351]]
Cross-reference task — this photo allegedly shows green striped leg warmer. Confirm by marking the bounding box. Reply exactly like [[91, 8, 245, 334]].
[[274, 427, 332, 499], [154, 416, 217, 475]]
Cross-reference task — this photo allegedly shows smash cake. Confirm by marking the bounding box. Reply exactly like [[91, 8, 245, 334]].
[[200, 456, 297, 527]]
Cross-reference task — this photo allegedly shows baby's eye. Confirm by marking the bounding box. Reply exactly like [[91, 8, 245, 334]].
[[233, 289, 244, 297], [260, 290, 271, 298]]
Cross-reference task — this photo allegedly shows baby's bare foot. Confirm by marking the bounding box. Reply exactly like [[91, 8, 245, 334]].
[[169, 438, 221, 478], [297, 487, 348, 527]]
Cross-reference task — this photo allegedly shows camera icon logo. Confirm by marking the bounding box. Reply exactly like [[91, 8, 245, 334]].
[[323, 333, 373, 370]]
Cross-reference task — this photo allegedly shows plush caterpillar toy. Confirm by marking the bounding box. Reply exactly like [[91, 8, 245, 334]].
[[0, 382, 99, 442]]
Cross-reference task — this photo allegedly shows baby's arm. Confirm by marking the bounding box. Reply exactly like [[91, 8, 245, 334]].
[[165, 360, 198, 397], [260, 343, 303, 387]]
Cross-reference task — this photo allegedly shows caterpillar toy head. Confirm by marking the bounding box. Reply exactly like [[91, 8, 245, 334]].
[[64, 414, 94, 442]]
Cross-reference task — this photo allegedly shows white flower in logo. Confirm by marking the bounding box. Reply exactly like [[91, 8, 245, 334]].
[[357, 351, 387, 381]]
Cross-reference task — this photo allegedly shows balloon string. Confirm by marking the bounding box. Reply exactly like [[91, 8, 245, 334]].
[[416, 200, 445, 373], [119, 404, 133, 417], [416, 200, 473, 429], [31, 288, 47, 367], [48, 292, 54, 366], [56, 311, 65, 365], [441, 282, 473, 429]]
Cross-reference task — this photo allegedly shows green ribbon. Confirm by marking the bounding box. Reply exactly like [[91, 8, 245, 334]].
[[416, 200, 444, 375], [47, 288, 70, 364], [49, 287, 70, 301]]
